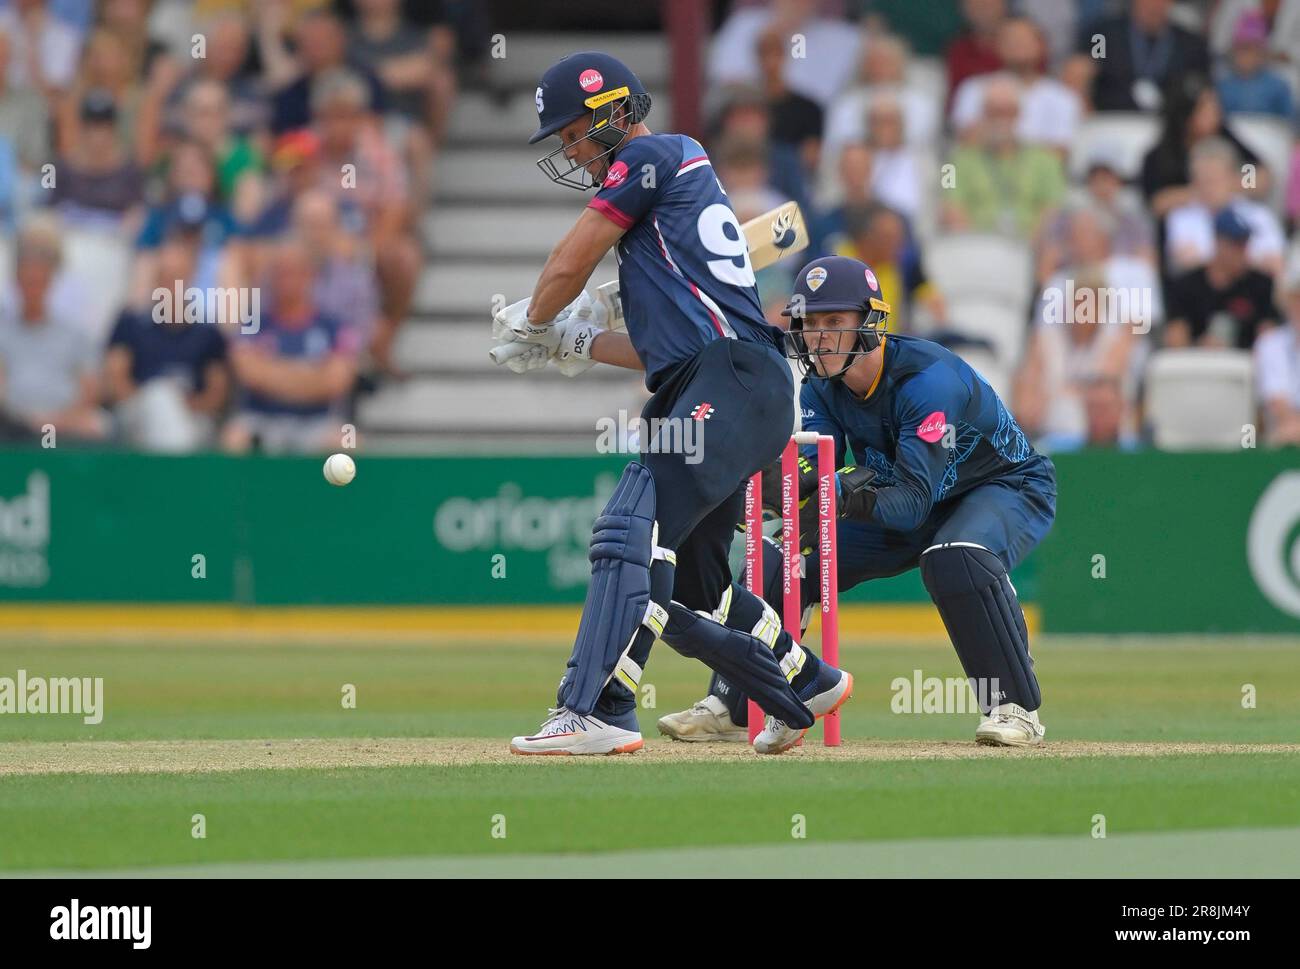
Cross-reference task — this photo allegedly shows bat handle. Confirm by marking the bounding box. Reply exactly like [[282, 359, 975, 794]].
[[489, 340, 533, 365]]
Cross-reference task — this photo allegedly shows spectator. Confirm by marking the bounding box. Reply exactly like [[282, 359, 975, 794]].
[[0, 30, 54, 179], [1020, 0, 1078, 69], [0, 216, 106, 440], [945, 0, 1006, 104], [222, 237, 359, 455], [951, 16, 1081, 153], [712, 135, 786, 224], [246, 128, 323, 244], [311, 67, 418, 374], [1289, 144, 1300, 228], [712, 84, 771, 144], [1209, 0, 1300, 63], [348, 0, 448, 206], [1215, 10, 1294, 120], [104, 238, 230, 451], [260, 7, 386, 135], [152, 12, 267, 145], [1037, 207, 1164, 332], [709, 0, 861, 108], [1031, 376, 1141, 451], [349, 0, 455, 145], [941, 75, 1066, 237], [131, 138, 243, 300], [756, 26, 823, 182], [1164, 138, 1286, 276], [97, 0, 171, 80], [291, 189, 380, 351], [1254, 271, 1300, 445], [1083, 0, 1210, 112], [1141, 79, 1264, 220], [176, 79, 265, 223], [1013, 273, 1136, 446], [1164, 208, 1280, 349], [824, 33, 940, 155], [1078, 376, 1141, 449], [708, 95, 799, 218], [54, 27, 144, 158], [861, 93, 921, 220], [842, 203, 945, 330], [811, 140, 874, 253], [0, 0, 83, 97], [47, 89, 145, 232], [1041, 148, 1155, 275]]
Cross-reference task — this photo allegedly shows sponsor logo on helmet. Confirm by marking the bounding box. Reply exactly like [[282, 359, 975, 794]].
[[864, 267, 879, 291], [806, 266, 827, 291], [535, 86, 544, 114], [579, 69, 604, 92], [603, 160, 629, 188], [916, 412, 947, 444], [584, 85, 630, 109]]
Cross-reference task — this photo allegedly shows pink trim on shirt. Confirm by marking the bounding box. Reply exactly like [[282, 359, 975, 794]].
[[587, 197, 634, 230]]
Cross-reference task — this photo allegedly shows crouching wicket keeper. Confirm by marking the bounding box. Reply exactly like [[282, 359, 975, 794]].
[[660, 256, 1057, 747]]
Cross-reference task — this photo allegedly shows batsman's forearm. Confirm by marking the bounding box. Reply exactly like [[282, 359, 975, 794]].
[[528, 260, 589, 325], [592, 331, 644, 371]]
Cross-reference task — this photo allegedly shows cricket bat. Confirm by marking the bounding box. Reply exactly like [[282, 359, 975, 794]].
[[490, 201, 808, 364]]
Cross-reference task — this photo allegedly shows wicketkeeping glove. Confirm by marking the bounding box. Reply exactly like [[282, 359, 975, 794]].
[[795, 465, 878, 555]]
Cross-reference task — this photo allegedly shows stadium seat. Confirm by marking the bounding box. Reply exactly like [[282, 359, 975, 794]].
[[447, 88, 672, 146], [1227, 113, 1295, 212], [942, 295, 1029, 370], [1067, 113, 1161, 181], [1143, 349, 1256, 450], [484, 33, 669, 87], [950, 343, 1011, 402], [924, 233, 1034, 315], [423, 205, 577, 260], [416, 253, 619, 317], [357, 371, 643, 437]]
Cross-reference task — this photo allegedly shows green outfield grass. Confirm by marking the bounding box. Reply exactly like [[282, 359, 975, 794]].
[[1, 635, 1298, 875]]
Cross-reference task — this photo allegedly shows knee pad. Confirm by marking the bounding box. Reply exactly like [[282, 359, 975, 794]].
[[920, 543, 1040, 711], [557, 463, 676, 714]]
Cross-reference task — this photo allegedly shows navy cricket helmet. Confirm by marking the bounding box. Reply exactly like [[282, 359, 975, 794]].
[[782, 255, 891, 379], [530, 51, 652, 190]]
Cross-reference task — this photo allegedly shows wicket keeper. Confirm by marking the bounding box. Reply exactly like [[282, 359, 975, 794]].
[[493, 53, 852, 755], [660, 255, 1057, 747]]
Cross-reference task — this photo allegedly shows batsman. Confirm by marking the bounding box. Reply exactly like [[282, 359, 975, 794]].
[[660, 255, 1057, 747], [492, 52, 852, 755]]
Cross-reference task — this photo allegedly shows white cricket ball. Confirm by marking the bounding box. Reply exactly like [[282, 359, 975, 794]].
[[323, 452, 356, 487]]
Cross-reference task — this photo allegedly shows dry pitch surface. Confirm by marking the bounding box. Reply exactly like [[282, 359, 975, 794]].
[[4, 737, 1299, 775]]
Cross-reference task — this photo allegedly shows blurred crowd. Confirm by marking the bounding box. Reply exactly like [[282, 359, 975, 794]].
[[706, 0, 1300, 450], [0, 0, 485, 452], [3, 0, 1299, 455]]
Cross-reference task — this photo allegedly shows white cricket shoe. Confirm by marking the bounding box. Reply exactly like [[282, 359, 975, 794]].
[[657, 695, 748, 743], [753, 669, 854, 755], [975, 702, 1046, 747], [510, 707, 644, 756]]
